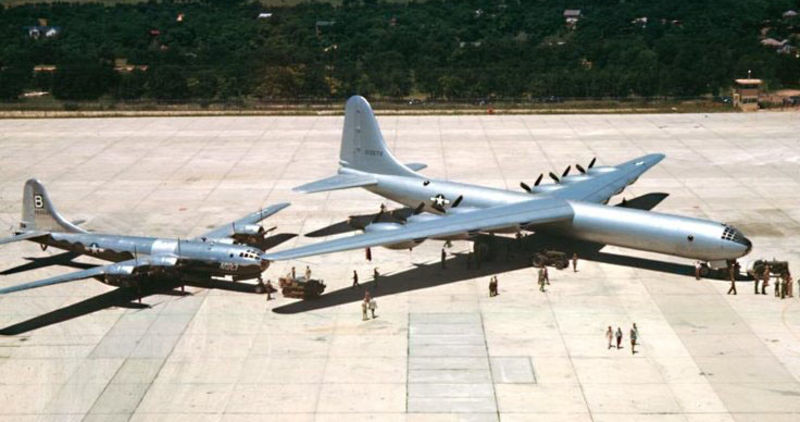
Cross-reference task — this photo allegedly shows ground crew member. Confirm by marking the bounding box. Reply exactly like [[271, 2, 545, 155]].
[[726, 262, 737, 295], [441, 248, 446, 269], [780, 274, 787, 299], [775, 273, 781, 297], [537, 267, 546, 292], [630, 325, 638, 354], [489, 276, 496, 297], [572, 252, 578, 272], [606, 326, 613, 349], [352, 270, 359, 288], [727, 277, 737, 295], [291, 266, 296, 279], [543, 266, 550, 285], [265, 279, 274, 301], [762, 264, 770, 295], [361, 299, 368, 321], [695, 261, 702, 280], [373, 267, 380, 289], [753, 268, 760, 294], [369, 297, 377, 318], [304, 265, 311, 280], [615, 327, 623, 349]]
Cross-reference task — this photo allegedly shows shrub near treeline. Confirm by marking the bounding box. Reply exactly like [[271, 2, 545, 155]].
[[0, 0, 798, 102]]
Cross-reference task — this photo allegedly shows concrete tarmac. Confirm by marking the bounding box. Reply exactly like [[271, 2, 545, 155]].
[[0, 112, 798, 421]]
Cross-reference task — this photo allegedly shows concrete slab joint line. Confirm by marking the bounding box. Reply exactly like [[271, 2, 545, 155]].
[[407, 312, 499, 414]]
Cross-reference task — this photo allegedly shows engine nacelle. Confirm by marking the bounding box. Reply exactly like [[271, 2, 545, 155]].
[[364, 222, 424, 250], [234, 224, 264, 236]]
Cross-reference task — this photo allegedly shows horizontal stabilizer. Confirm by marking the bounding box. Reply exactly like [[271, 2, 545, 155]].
[[293, 173, 377, 194], [405, 162, 427, 172], [0, 231, 49, 246]]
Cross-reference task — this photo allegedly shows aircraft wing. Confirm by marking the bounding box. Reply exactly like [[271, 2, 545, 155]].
[[0, 231, 50, 245], [549, 154, 665, 204], [265, 197, 573, 260], [199, 203, 290, 240], [0, 255, 177, 295]]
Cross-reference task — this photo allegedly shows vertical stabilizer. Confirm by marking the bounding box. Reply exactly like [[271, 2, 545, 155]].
[[339, 96, 417, 176], [20, 179, 86, 233]]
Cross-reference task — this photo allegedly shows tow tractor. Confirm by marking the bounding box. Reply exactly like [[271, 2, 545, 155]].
[[531, 249, 569, 269], [278, 276, 326, 299]]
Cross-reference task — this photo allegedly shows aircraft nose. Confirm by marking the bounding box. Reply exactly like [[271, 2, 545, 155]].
[[741, 236, 753, 255]]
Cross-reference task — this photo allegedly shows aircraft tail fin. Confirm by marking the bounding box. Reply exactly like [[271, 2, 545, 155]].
[[20, 179, 86, 234], [339, 96, 418, 177]]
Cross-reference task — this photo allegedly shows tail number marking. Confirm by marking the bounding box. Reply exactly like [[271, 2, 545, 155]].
[[34, 195, 44, 209]]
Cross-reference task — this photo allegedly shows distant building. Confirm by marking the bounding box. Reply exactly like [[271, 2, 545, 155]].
[[783, 10, 798, 18], [114, 58, 148, 73], [33, 65, 57, 73], [732, 78, 762, 111], [563, 9, 581, 29], [316, 20, 335, 36], [631, 17, 648, 27], [258, 12, 272, 19], [25, 25, 60, 39], [761, 37, 787, 47]]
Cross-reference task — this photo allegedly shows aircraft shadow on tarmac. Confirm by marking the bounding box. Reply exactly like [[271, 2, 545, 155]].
[[0, 259, 266, 336], [273, 193, 752, 314], [272, 232, 700, 314]]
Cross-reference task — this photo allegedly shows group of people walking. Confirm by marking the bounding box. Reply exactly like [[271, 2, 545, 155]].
[[606, 324, 639, 354]]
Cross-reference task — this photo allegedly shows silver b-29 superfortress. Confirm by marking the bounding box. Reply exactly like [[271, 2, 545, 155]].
[[0, 179, 291, 296], [265, 96, 752, 269]]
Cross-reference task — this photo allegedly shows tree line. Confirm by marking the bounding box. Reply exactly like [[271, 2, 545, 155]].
[[1, 0, 798, 102]]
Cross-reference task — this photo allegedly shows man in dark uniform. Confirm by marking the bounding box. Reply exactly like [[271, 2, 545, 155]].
[[726, 263, 737, 295], [352, 270, 359, 288], [441, 248, 446, 269]]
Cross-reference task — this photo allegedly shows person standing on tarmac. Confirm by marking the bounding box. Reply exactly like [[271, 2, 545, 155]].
[[352, 270, 359, 288]]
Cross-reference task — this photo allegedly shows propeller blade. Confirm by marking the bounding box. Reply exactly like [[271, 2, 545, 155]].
[[534, 173, 543, 186], [520, 182, 531, 192], [371, 209, 384, 224], [562, 165, 571, 177], [576, 164, 586, 174], [452, 195, 463, 208], [549, 172, 560, 183], [588, 157, 596, 168], [413, 202, 425, 215]]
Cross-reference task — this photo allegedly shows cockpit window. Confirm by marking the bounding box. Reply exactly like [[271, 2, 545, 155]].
[[722, 225, 745, 243]]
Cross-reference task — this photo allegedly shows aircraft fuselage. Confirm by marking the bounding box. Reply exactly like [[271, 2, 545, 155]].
[[31, 233, 267, 283], [350, 168, 751, 263]]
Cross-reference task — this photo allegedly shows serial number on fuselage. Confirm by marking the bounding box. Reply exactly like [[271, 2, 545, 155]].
[[219, 262, 239, 271]]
